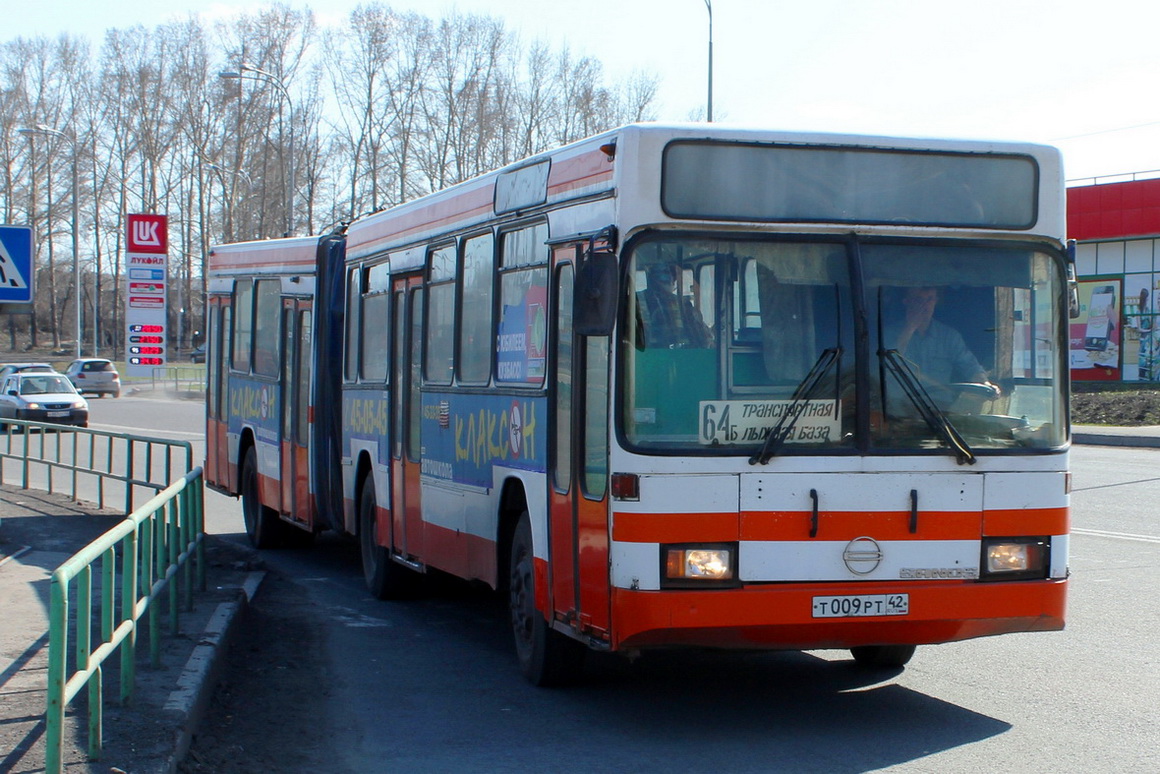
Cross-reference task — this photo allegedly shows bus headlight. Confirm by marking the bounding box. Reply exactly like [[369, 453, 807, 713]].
[[980, 538, 1049, 581], [663, 544, 736, 587]]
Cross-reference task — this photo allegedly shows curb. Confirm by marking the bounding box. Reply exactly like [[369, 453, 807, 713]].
[[156, 570, 266, 774], [1072, 432, 1160, 448]]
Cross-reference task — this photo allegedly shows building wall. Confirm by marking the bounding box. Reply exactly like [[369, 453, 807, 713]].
[[1068, 178, 1160, 382]]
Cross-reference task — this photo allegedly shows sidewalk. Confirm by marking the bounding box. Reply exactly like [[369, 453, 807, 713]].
[[0, 485, 259, 774]]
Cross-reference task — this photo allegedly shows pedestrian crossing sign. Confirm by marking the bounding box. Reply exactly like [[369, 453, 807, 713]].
[[0, 225, 33, 304]]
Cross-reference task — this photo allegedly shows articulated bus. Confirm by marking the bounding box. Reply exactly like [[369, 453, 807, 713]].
[[205, 124, 1070, 684]]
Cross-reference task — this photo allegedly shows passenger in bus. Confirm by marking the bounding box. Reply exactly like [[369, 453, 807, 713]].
[[888, 286, 1000, 406], [638, 263, 712, 349]]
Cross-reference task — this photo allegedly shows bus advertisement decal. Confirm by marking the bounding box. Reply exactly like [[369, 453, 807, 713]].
[[420, 394, 546, 488]]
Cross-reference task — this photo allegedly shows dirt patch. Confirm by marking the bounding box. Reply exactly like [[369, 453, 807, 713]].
[[1071, 390, 1160, 426]]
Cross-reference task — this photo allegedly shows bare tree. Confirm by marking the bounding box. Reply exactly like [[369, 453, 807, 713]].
[[0, 3, 670, 359]]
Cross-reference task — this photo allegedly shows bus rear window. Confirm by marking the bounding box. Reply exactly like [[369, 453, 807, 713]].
[[661, 141, 1038, 229]]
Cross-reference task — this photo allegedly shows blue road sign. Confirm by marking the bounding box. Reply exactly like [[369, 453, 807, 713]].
[[0, 225, 33, 304]]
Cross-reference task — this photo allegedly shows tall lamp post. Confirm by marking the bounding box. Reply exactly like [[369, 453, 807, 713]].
[[219, 65, 296, 236], [19, 124, 82, 358], [703, 0, 714, 123]]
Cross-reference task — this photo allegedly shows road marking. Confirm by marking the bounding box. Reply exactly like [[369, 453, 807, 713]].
[[1072, 527, 1160, 544], [90, 423, 202, 440]]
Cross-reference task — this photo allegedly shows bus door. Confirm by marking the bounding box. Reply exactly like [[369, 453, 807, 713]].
[[391, 274, 425, 561], [205, 296, 231, 489], [280, 298, 313, 527], [548, 251, 612, 641]]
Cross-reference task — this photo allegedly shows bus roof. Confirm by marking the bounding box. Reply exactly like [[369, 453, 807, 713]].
[[343, 124, 1065, 262], [208, 235, 321, 276]]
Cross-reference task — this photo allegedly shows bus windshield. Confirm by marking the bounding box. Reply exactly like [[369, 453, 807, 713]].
[[621, 235, 1066, 456]]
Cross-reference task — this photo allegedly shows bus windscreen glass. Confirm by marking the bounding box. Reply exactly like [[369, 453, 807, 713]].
[[661, 141, 1038, 229]]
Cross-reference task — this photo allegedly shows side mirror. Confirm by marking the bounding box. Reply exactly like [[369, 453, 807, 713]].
[[574, 226, 619, 336], [7, 390, 17, 397]]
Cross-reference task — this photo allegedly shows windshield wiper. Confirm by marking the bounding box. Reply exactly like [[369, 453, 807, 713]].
[[749, 347, 841, 465], [879, 348, 975, 465]]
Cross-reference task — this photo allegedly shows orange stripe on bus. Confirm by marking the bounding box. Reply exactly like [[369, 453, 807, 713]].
[[983, 507, 1069, 536], [547, 150, 613, 195], [741, 510, 981, 541], [613, 507, 1069, 544], [613, 511, 740, 543]]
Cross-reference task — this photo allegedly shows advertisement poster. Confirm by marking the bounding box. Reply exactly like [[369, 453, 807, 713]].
[[1121, 274, 1160, 382], [1070, 279, 1121, 381]]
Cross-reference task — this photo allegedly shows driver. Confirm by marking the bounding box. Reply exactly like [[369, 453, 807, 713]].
[[638, 263, 711, 349], [889, 286, 999, 405]]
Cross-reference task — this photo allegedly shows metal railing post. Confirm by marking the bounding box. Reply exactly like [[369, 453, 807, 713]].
[[45, 573, 68, 773]]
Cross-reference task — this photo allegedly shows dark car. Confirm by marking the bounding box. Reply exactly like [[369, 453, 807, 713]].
[[0, 362, 55, 379], [189, 345, 206, 364], [0, 371, 89, 430]]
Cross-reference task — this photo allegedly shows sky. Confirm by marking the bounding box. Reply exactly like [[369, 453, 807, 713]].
[[11, 0, 1160, 183]]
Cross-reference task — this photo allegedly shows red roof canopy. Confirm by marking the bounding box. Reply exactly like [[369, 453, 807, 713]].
[[1068, 178, 1160, 241]]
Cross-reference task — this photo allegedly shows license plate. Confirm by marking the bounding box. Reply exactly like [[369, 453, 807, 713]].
[[47, 411, 69, 418], [812, 594, 909, 618]]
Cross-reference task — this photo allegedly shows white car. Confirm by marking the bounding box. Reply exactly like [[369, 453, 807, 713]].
[[0, 372, 89, 430], [64, 358, 121, 398]]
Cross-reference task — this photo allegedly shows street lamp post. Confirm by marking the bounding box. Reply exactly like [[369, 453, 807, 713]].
[[219, 65, 296, 236], [703, 0, 714, 123], [19, 124, 82, 358]]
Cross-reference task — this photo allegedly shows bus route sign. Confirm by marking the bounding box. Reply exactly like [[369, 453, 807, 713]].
[[698, 399, 841, 445], [0, 225, 34, 305]]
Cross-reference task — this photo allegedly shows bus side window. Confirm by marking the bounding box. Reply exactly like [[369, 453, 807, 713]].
[[361, 263, 390, 383], [344, 266, 361, 382], [232, 279, 253, 373], [459, 232, 495, 384], [252, 279, 282, 378], [497, 223, 549, 386], [425, 244, 457, 385]]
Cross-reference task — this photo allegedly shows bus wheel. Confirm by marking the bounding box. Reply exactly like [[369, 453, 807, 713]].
[[850, 644, 916, 668], [508, 513, 585, 686], [241, 446, 282, 549], [358, 475, 416, 599]]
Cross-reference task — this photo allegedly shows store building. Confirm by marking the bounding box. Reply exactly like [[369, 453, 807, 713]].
[[1068, 175, 1160, 383]]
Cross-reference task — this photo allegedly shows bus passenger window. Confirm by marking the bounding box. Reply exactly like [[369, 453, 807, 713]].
[[459, 232, 495, 383], [360, 263, 390, 383], [252, 279, 282, 378], [344, 267, 361, 382], [232, 280, 253, 372], [497, 224, 549, 386], [425, 244, 457, 385]]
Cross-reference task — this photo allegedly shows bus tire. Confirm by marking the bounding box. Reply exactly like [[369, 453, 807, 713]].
[[509, 513, 585, 686], [850, 644, 916, 668], [358, 474, 416, 599], [241, 446, 282, 549]]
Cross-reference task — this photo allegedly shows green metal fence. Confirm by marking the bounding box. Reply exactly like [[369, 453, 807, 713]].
[[147, 364, 207, 395], [0, 418, 193, 512], [0, 419, 204, 773], [44, 467, 205, 772]]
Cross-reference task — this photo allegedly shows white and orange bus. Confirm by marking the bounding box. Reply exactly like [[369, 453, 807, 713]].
[[206, 124, 1070, 684]]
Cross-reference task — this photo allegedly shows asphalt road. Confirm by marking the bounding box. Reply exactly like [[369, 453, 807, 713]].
[[95, 394, 1160, 773]]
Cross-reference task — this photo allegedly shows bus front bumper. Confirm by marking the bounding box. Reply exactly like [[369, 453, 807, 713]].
[[610, 578, 1067, 651]]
